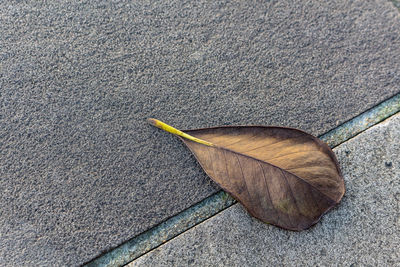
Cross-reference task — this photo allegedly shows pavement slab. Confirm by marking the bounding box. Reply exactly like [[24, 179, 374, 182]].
[[1, 0, 400, 266], [131, 113, 400, 266]]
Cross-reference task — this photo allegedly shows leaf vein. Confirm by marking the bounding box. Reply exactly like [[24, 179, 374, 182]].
[[234, 153, 253, 207], [243, 136, 305, 153], [224, 132, 260, 148], [259, 162, 280, 225], [281, 169, 309, 221], [263, 149, 321, 161]]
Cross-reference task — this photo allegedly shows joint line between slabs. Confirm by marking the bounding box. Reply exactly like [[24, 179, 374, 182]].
[[84, 92, 400, 267]]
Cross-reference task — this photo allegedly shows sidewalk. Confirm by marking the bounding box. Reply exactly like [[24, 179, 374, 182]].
[[1, 0, 399, 266], [130, 113, 400, 266]]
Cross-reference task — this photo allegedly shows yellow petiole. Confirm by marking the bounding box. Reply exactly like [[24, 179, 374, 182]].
[[147, 118, 214, 147]]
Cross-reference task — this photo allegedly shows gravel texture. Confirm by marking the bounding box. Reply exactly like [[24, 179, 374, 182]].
[[1, 0, 400, 265], [131, 113, 400, 267]]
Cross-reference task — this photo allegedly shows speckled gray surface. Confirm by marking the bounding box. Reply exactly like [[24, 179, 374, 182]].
[[391, 0, 400, 9], [1, 0, 400, 266], [130, 113, 400, 267]]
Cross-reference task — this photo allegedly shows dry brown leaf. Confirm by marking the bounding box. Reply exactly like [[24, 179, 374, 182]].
[[148, 119, 345, 231]]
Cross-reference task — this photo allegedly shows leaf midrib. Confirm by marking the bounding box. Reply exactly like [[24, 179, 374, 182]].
[[212, 143, 338, 204]]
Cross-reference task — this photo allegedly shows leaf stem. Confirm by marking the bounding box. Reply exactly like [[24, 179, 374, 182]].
[[147, 118, 214, 146]]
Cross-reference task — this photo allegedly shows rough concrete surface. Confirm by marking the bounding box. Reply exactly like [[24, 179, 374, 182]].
[[130, 113, 400, 266], [1, 0, 400, 266], [391, 0, 400, 9]]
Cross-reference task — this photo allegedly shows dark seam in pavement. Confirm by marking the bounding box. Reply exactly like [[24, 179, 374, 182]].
[[83, 190, 235, 267], [389, 0, 400, 11], [84, 92, 400, 267]]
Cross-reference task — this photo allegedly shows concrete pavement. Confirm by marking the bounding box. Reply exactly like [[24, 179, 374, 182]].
[[131, 113, 400, 266], [1, 0, 400, 265]]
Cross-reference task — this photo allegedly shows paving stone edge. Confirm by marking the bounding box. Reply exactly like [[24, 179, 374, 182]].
[[84, 93, 400, 267]]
